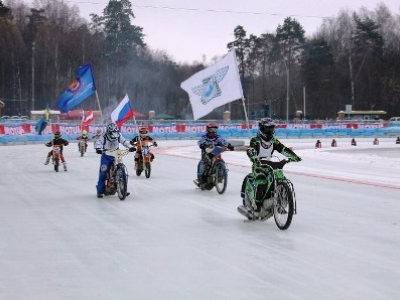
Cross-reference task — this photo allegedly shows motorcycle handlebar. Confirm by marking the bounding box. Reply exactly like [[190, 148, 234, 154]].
[[260, 158, 290, 169]]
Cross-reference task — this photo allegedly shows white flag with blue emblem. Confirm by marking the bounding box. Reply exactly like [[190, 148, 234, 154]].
[[180, 49, 243, 120]]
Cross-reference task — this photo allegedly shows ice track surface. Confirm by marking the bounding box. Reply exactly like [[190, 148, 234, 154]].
[[0, 138, 400, 300]]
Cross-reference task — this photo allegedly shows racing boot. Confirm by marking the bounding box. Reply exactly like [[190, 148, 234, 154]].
[[63, 162, 67, 171], [44, 156, 50, 165]]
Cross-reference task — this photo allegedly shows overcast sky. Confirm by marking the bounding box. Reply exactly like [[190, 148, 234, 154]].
[[54, 1, 400, 63]]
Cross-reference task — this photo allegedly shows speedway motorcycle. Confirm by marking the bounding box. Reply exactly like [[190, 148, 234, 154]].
[[78, 140, 86, 157], [196, 146, 229, 194], [134, 141, 155, 178], [104, 149, 130, 200], [237, 157, 297, 230], [51, 144, 61, 172]]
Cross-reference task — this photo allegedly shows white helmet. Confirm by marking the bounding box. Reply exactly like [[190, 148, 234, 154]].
[[106, 123, 120, 141]]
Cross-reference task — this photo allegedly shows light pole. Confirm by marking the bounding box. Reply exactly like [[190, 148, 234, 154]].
[[303, 86, 306, 120], [283, 59, 290, 124], [31, 41, 35, 111]]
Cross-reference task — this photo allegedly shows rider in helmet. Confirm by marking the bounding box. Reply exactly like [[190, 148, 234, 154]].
[[94, 123, 136, 198], [44, 131, 69, 171], [240, 118, 302, 211], [193, 122, 234, 187], [92, 128, 103, 148], [93, 128, 102, 138], [77, 129, 90, 152], [130, 126, 158, 169]]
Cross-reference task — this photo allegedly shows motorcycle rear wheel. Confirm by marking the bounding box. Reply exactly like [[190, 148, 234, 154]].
[[273, 181, 294, 230], [214, 162, 227, 194]]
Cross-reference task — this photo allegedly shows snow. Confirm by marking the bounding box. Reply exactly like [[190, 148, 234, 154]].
[[0, 137, 400, 300]]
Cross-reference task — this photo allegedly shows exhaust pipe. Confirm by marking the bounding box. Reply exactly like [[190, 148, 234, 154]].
[[237, 205, 255, 220]]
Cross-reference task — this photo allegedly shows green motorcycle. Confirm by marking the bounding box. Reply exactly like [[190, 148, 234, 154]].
[[237, 157, 297, 230]]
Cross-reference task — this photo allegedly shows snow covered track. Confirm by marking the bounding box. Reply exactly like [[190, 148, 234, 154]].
[[0, 138, 399, 299]]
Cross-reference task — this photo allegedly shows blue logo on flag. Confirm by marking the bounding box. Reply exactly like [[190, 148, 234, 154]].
[[191, 66, 229, 104]]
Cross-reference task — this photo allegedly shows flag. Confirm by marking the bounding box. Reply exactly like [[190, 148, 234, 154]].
[[81, 109, 94, 127], [57, 64, 96, 113], [180, 49, 243, 120], [111, 94, 134, 128], [44, 104, 50, 121], [35, 104, 50, 135]]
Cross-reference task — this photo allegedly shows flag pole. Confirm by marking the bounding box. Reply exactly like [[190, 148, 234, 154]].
[[80, 109, 84, 132], [241, 97, 251, 139], [132, 114, 143, 149], [131, 112, 145, 168], [95, 91, 103, 123]]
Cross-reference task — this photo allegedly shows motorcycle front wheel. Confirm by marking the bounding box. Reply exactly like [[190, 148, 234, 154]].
[[273, 181, 294, 230], [115, 164, 128, 200], [214, 162, 227, 194], [136, 159, 143, 176], [54, 158, 59, 172], [144, 162, 151, 178]]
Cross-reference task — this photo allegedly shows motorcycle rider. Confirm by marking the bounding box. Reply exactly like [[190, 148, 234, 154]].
[[44, 131, 69, 171], [129, 126, 158, 170], [92, 128, 103, 149], [95, 123, 136, 198], [240, 118, 301, 213], [77, 130, 90, 152], [194, 122, 234, 187]]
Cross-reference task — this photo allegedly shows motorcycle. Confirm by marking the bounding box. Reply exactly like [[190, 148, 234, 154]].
[[237, 157, 297, 230], [134, 142, 154, 178], [104, 149, 130, 200], [196, 146, 229, 194], [78, 140, 86, 157], [52, 144, 61, 172]]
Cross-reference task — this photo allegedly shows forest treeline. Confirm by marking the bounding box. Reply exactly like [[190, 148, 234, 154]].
[[1, 0, 400, 121]]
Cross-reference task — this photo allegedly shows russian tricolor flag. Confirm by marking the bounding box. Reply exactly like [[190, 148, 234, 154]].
[[111, 94, 134, 128]]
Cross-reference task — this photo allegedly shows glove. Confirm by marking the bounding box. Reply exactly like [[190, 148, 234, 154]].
[[250, 156, 260, 166], [207, 152, 215, 159], [227, 144, 234, 151], [289, 156, 302, 162], [153, 141, 158, 147], [129, 147, 136, 152], [96, 149, 103, 155]]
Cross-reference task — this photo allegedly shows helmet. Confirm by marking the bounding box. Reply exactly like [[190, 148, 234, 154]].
[[139, 127, 148, 137], [54, 131, 61, 139], [106, 123, 120, 141], [258, 118, 275, 141], [82, 130, 87, 137], [95, 128, 102, 136], [206, 122, 218, 137]]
